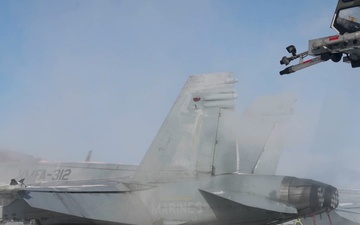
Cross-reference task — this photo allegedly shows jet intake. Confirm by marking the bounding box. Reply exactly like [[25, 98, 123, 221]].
[[280, 177, 339, 215]]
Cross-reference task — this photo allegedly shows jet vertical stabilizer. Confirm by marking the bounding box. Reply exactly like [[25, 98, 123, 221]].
[[132, 72, 238, 183], [237, 94, 296, 175]]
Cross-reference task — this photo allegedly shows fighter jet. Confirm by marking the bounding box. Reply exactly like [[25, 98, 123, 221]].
[[0, 73, 339, 225], [279, 0, 360, 75]]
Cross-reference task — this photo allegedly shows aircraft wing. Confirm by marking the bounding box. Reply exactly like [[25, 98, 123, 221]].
[[3, 179, 154, 225], [237, 94, 296, 175]]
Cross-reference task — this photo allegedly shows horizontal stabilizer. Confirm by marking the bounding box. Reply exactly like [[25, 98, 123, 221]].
[[199, 188, 297, 214]]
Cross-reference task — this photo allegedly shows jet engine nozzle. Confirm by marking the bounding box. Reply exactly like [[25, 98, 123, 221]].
[[324, 185, 339, 210], [280, 177, 338, 215]]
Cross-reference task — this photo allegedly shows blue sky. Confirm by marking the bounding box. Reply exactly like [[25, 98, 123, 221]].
[[1, 0, 360, 188]]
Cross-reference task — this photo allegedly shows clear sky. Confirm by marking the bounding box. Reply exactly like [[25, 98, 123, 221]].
[[1, 0, 360, 188]]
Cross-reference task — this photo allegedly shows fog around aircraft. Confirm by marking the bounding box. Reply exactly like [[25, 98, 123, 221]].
[[1, 2, 360, 224], [1, 0, 360, 206]]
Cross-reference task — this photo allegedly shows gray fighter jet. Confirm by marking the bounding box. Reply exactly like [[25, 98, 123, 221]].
[[0, 73, 339, 225]]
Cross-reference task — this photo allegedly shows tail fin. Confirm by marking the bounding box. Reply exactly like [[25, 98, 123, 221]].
[[132, 73, 238, 183], [237, 94, 296, 175]]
